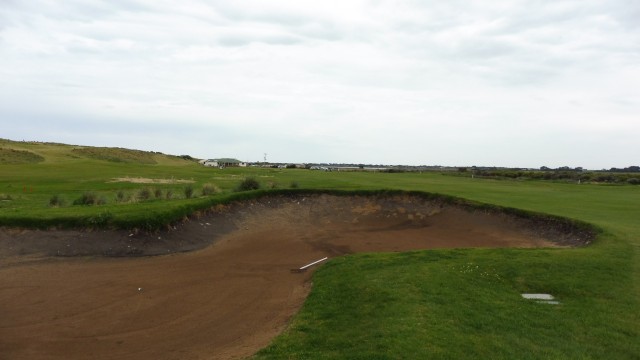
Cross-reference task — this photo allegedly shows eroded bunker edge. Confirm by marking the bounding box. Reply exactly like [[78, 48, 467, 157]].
[[0, 189, 600, 260]]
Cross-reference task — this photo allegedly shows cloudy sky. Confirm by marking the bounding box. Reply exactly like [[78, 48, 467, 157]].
[[1, 1, 638, 168]]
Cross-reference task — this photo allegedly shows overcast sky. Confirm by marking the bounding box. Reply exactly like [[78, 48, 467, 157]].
[[1, 1, 638, 168]]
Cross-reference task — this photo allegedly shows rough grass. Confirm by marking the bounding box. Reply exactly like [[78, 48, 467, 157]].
[[0, 147, 45, 164], [71, 147, 158, 164]]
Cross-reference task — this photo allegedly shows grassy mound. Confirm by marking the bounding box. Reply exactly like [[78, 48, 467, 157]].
[[71, 147, 158, 164], [0, 147, 45, 164]]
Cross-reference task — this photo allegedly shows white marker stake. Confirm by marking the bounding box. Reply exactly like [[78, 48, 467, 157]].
[[298, 257, 328, 271]]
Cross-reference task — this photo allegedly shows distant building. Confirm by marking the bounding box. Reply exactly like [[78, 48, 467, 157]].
[[202, 158, 246, 168]]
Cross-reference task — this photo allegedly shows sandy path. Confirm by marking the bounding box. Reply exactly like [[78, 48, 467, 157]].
[[0, 195, 573, 359]]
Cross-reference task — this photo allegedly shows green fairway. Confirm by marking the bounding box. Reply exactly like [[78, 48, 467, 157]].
[[1, 140, 639, 358]]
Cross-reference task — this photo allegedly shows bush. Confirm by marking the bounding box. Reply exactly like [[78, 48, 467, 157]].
[[628, 178, 640, 185], [290, 181, 299, 189], [88, 211, 113, 226], [184, 185, 194, 199], [165, 189, 174, 199], [49, 194, 65, 207], [73, 192, 99, 206], [154, 188, 163, 199], [202, 183, 220, 196], [116, 190, 127, 203], [138, 187, 152, 201], [236, 177, 260, 192]]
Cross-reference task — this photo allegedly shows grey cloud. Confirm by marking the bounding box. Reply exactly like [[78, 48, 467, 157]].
[[294, 21, 346, 42], [389, 6, 637, 86], [210, 2, 349, 43], [211, 1, 313, 27], [218, 34, 302, 47], [1, 0, 638, 168]]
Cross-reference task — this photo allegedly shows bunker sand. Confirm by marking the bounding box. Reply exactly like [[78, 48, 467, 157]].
[[0, 195, 581, 359]]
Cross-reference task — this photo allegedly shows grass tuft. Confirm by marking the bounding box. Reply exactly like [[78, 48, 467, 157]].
[[73, 192, 99, 206], [49, 194, 65, 207], [184, 185, 194, 199], [236, 177, 261, 191], [202, 183, 220, 196], [137, 187, 152, 201]]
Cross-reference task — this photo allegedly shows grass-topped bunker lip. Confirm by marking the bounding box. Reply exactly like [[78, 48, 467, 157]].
[[0, 191, 597, 259]]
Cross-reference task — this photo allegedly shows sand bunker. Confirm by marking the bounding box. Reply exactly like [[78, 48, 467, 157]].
[[0, 194, 592, 359]]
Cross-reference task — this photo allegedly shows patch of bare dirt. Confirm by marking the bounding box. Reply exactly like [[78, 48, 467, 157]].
[[0, 194, 593, 360]]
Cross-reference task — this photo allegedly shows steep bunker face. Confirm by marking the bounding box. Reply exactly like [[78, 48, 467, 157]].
[[0, 194, 593, 360], [208, 194, 587, 258]]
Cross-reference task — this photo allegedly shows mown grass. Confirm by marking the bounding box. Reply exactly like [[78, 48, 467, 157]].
[[1, 140, 639, 358], [256, 234, 638, 358]]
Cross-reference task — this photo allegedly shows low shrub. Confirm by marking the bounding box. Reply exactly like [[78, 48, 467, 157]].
[[116, 190, 127, 203], [88, 211, 113, 226], [202, 183, 220, 196], [184, 185, 194, 199], [138, 187, 152, 201], [236, 177, 260, 192], [154, 188, 163, 198], [290, 181, 299, 189], [165, 189, 174, 199], [73, 192, 99, 206], [49, 194, 65, 207]]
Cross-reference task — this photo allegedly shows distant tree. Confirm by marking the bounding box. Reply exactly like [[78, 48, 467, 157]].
[[613, 166, 640, 173]]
